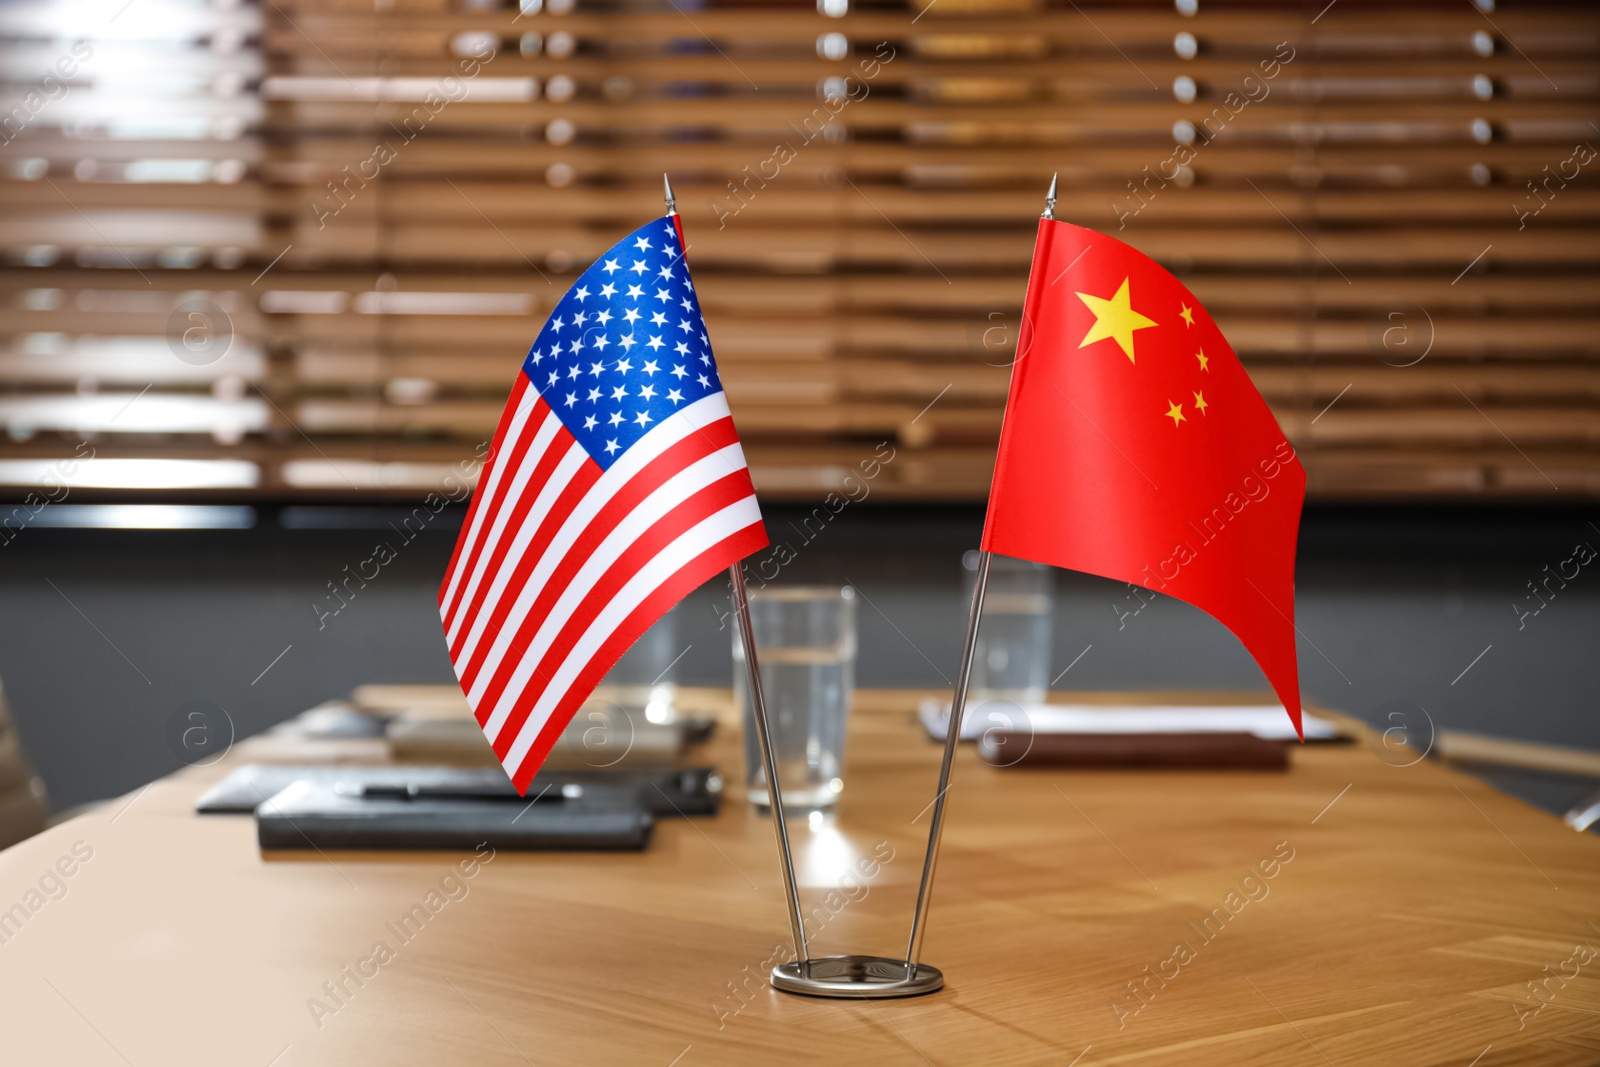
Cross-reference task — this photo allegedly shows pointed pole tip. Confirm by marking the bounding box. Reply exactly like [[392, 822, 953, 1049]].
[[1042, 172, 1058, 220], [662, 172, 677, 217]]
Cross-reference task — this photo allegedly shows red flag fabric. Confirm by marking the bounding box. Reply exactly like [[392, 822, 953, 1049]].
[[981, 218, 1306, 737]]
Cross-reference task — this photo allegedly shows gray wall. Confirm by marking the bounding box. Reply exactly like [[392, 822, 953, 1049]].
[[2, 503, 1596, 811]]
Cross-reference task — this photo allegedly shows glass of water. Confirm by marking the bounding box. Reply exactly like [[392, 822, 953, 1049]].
[[965, 551, 1053, 707], [600, 606, 679, 723], [733, 585, 856, 814]]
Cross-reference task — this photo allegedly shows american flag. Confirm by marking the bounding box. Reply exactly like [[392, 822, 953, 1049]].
[[439, 214, 768, 792]]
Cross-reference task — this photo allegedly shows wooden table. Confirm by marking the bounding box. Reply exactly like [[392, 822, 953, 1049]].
[[1, 690, 1596, 1066]]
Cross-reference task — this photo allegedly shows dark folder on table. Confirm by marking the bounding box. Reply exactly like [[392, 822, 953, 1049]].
[[980, 730, 1290, 770], [196, 764, 721, 817], [198, 765, 723, 852], [255, 775, 655, 852]]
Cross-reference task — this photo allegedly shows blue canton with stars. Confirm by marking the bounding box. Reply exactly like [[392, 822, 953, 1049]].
[[521, 217, 725, 470]]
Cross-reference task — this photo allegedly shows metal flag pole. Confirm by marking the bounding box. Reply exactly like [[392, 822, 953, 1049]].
[[666, 173, 945, 998], [902, 173, 1059, 975], [903, 550, 991, 970], [734, 556, 944, 997], [728, 558, 812, 965], [666, 172, 809, 964]]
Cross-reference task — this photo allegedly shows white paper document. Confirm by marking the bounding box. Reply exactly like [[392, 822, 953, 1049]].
[[918, 701, 1340, 743]]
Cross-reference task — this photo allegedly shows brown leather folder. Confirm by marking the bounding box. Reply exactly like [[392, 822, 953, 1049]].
[[979, 731, 1290, 770]]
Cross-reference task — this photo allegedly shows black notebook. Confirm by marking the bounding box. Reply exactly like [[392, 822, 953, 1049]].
[[197, 764, 721, 817], [256, 778, 654, 852]]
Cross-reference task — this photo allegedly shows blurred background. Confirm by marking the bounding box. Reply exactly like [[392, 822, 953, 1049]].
[[0, 0, 1594, 815]]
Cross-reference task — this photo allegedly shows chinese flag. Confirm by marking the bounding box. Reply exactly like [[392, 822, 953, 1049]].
[[982, 218, 1307, 737]]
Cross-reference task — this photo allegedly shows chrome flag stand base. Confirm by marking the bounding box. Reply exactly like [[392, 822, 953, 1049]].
[[728, 550, 990, 1000], [718, 170, 1018, 1000], [730, 558, 958, 1000], [772, 956, 944, 998]]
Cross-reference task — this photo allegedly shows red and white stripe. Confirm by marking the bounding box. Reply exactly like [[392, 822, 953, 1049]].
[[439, 387, 766, 791]]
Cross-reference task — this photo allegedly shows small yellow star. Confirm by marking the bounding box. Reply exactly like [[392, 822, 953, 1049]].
[[1076, 277, 1159, 364], [1195, 348, 1209, 371], [1165, 400, 1186, 426], [1193, 390, 1208, 415], [1179, 304, 1195, 327]]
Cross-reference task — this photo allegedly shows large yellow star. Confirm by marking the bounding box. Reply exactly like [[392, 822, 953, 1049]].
[[1076, 277, 1159, 364]]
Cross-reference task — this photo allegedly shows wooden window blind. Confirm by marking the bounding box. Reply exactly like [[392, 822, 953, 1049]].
[[1, 0, 1595, 500]]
